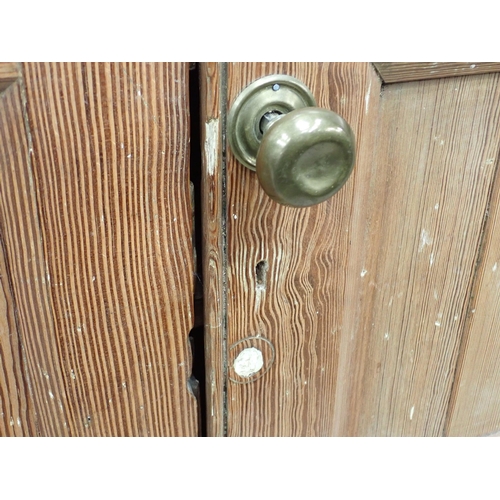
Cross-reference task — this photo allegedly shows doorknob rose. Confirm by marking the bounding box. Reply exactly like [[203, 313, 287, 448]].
[[228, 75, 355, 207]]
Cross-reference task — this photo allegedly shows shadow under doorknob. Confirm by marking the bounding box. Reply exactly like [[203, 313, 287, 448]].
[[228, 75, 355, 207]]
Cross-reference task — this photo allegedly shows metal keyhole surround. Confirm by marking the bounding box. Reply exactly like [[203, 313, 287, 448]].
[[228, 75, 355, 207]]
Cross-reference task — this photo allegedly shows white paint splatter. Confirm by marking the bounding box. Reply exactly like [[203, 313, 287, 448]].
[[204, 119, 219, 176], [48, 390, 54, 399], [410, 406, 415, 420], [435, 321, 441, 327], [233, 214, 237, 220], [122, 382, 127, 389], [493, 262, 498, 272], [470, 64, 476, 69], [17, 417, 21, 427], [419, 229, 433, 252], [127, 153, 132, 159], [70, 369, 76, 380], [365, 81, 372, 115], [10, 417, 14, 426], [233, 347, 264, 377], [430, 253, 435, 266], [384, 332, 390, 340], [360, 268, 368, 278], [434, 203, 439, 210]]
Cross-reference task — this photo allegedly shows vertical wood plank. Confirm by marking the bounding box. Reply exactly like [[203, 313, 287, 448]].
[[200, 62, 226, 436], [0, 80, 65, 436], [446, 154, 500, 436], [336, 74, 500, 436], [0, 63, 198, 436], [0, 227, 34, 436], [224, 63, 381, 436]]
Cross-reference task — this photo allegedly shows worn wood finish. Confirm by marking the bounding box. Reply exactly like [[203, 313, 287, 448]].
[[0, 217, 34, 436], [374, 62, 500, 84], [0, 63, 198, 436], [0, 63, 19, 92], [335, 74, 500, 436], [224, 63, 382, 436], [0, 81, 62, 435], [446, 152, 500, 437], [200, 62, 226, 436]]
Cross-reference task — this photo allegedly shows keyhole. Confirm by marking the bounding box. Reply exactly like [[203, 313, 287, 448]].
[[255, 260, 269, 289]]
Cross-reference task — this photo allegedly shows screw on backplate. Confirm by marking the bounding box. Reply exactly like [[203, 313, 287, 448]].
[[272, 84, 280, 91]]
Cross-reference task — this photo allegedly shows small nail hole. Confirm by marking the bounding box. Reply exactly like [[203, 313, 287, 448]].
[[256, 260, 269, 289]]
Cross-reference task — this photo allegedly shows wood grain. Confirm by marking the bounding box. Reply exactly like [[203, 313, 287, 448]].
[[224, 63, 382, 436], [0, 220, 34, 436], [0, 81, 63, 436], [0, 63, 19, 92], [374, 62, 500, 84], [223, 64, 500, 436], [0, 63, 198, 436], [335, 73, 500, 436], [200, 62, 226, 436], [446, 151, 500, 436]]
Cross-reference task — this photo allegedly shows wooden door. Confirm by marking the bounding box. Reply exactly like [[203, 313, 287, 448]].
[[201, 62, 500, 436], [0, 63, 198, 436]]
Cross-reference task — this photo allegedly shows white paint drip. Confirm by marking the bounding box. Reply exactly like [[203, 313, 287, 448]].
[[493, 262, 498, 272], [419, 229, 433, 252], [360, 268, 368, 278], [204, 119, 219, 176], [410, 406, 415, 420], [365, 81, 372, 115], [233, 347, 264, 377]]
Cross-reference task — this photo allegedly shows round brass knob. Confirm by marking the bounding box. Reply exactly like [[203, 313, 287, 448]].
[[257, 107, 355, 207], [228, 75, 355, 208]]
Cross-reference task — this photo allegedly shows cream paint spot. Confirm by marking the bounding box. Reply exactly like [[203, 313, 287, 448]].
[[205, 119, 219, 176], [365, 81, 371, 115], [410, 406, 415, 420], [493, 262, 498, 272], [233, 347, 264, 377], [360, 268, 368, 278], [419, 229, 433, 252]]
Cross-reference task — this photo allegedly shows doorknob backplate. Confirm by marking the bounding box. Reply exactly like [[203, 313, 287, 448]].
[[228, 75, 316, 171]]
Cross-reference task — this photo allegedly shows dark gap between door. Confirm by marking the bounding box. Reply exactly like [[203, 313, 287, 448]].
[[188, 62, 207, 437]]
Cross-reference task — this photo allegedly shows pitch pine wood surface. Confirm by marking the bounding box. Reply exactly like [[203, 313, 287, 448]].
[[446, 137, 500, 437], [337, 73, 500, 436], [200, 63, 226, 437], [224, 63, 382, 436], [0, 63, 198, 436], [0, 80, 61, 435], [374, 62, 500, 84], [215, 64, 500, 436]]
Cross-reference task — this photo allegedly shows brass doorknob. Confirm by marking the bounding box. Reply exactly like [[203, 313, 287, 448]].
[[228, 75, 355, 207]]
